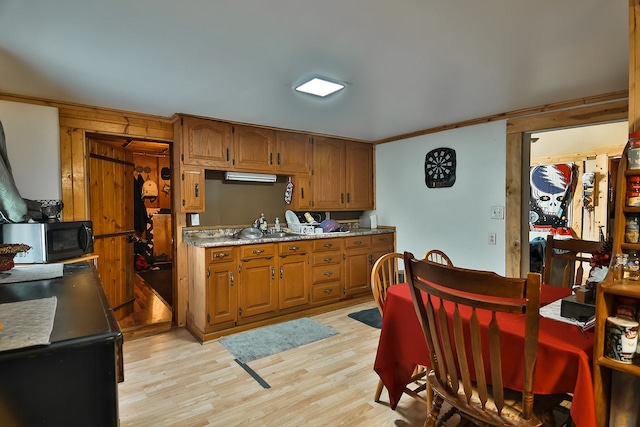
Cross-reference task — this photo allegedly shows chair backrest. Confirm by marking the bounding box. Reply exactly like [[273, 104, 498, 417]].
[[543, 235, 602, 288], [371, 252, 403, 315], [404, 251, 542, 425], [423, 249, 453, 266]]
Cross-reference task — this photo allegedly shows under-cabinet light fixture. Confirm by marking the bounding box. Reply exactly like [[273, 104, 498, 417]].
[[294, 76, 345, 97], [224, 172, 277, 183]]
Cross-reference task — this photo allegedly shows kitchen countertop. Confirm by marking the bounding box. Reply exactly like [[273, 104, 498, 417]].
[[183, 226, 395, 248]]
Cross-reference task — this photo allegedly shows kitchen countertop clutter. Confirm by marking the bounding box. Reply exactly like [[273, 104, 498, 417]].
[[183, 224, 394, 248]]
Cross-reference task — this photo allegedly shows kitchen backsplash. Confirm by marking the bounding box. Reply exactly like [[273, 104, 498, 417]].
[[200, 171, 361, 226]]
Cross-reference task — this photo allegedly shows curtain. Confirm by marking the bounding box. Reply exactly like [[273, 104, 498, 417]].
[[0, 120, 27, 223]]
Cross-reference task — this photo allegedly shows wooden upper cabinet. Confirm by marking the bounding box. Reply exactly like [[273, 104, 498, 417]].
[[312, 137, 346, 210], [345, 142, 374, 210], [180, 116, 233, 168], [275, 131, 312, 174], [180, 167, 205, 213], [233, 125, 275, 172], [312, 138, 374, 211]]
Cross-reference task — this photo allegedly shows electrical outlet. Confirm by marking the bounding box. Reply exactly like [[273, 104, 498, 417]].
[[488, 232, 497, 245], [490, 206, 504, 219]]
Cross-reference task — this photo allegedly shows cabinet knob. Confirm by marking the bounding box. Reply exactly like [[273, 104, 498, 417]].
[[230, 272, 234, 286], [253, 249, 264, 255], [323, 271, 333, 276], [214, 253, 229, 258], [289, 246, 300, 251], [323, 288, 332, 294], [323, 243, 333, 248], [323, 257, 333, 262]]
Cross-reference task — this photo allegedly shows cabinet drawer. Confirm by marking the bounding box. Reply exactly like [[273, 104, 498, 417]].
[[312, 264, 342, 283], [239, 243, 276, 259], [311, 282, 342, 303], [344, 235, 371, 249], [371, 234, 393, 248], [312, 250, 342, 266], [206, 247, 237, 263], [278, 241, 311, 256], [312, 238, 343, 252]]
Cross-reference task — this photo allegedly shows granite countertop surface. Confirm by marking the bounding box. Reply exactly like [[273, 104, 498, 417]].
[[183, 226, 395, 248]]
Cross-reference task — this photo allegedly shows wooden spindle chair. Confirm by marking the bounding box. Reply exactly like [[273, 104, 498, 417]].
[[371, 253, 429, 406], [404, 251, 546, 427], [543, 236, 602, 289]]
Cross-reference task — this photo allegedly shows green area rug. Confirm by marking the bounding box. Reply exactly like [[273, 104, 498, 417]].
[[219, 318, 338, 363]]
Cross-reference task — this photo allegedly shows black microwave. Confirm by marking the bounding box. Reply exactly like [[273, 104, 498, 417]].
[[1, 220, 93, 263]]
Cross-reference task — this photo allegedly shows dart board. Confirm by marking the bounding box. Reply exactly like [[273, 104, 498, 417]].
[[425, 148, 456, 188]]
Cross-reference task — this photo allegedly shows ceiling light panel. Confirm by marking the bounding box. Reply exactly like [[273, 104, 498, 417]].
[[294, 76, 345, 97]]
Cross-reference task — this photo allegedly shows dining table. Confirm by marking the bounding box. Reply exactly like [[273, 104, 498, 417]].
[[373, 283, 596, 427]]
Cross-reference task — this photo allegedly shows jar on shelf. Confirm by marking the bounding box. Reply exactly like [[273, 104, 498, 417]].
[[615, 253, 629, 283], [629, 132, 640, 170], [625, 252, 640, 281], [626, 215, 640, 243]]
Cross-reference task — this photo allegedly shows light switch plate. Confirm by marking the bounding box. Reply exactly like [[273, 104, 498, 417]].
[[490, 206, 504, 219]]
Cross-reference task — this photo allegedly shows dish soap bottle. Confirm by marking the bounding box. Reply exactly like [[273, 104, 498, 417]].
[[274, 217, 281, 232], [258, 213, 268, 233]]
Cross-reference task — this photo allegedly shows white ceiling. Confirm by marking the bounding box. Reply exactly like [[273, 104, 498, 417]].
[[0, 1, 629, 141]]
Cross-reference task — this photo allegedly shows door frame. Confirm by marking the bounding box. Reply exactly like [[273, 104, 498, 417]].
[[505, 98, 628, 277]]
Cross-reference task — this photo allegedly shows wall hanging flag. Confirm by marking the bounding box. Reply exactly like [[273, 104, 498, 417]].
[[529, 163, 575, 229]]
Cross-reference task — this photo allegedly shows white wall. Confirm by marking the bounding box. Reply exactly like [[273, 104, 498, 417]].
[[0, 100, 60, 200], [376, 121, 507, 274]]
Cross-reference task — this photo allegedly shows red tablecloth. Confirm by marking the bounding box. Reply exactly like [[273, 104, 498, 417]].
[[373, 284, 596, 427]]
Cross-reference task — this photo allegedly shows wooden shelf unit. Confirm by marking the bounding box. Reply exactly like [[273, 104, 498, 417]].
[[594, 142, 640, 427]]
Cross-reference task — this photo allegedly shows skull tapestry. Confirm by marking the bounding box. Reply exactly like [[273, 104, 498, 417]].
[[529, 163, 575, 230]]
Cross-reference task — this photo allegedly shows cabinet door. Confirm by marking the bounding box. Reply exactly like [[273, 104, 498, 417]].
[[276, 131, 312, 174], [289, 174, 313, 211], [312, 137, 346, 210], [182, 116, 233, 168], [370, 233, 395, 269], [233, 125, 275, 172], [238, 256, 277, 318], [345, 142, 374, 210], [344, 236, 372, 297], [180, 167, 204, 212], [279, 254, 309, 309], [344, 247, 371, 297], [206, 260, 238, 327]]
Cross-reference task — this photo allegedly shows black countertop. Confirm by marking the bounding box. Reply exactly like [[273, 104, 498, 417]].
[[0, 262, 121, 359]]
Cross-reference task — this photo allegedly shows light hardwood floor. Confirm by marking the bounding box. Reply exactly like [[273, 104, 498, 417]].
[[118, 301, 429, 426]]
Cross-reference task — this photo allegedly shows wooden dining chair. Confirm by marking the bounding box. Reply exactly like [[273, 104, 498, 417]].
[[423, 249, 453, 266], [371, 253, 429, 407], [404, 251, 546, 427], [543, 235, 603, 288]]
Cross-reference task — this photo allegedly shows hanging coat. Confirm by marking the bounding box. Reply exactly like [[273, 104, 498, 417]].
[[134, 174, 147, 233]]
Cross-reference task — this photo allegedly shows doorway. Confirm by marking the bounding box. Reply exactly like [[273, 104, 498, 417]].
[[525, 121, 627, 275], [87, 134, 174, 338]]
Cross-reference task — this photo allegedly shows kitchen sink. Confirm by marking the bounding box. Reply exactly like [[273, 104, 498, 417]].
[[263, 231, 291, 238]]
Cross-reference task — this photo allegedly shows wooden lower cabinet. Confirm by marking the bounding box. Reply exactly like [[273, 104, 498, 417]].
[[344, 236, 372, 297], [370, 233, 395, 269], [238, 244, 278, 319], [187, 232, 395, 341], [278, 241, 311, 309], [206, 250, 238, 326], [311, 238, 343, 304], [187, 245, 238, 336]]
